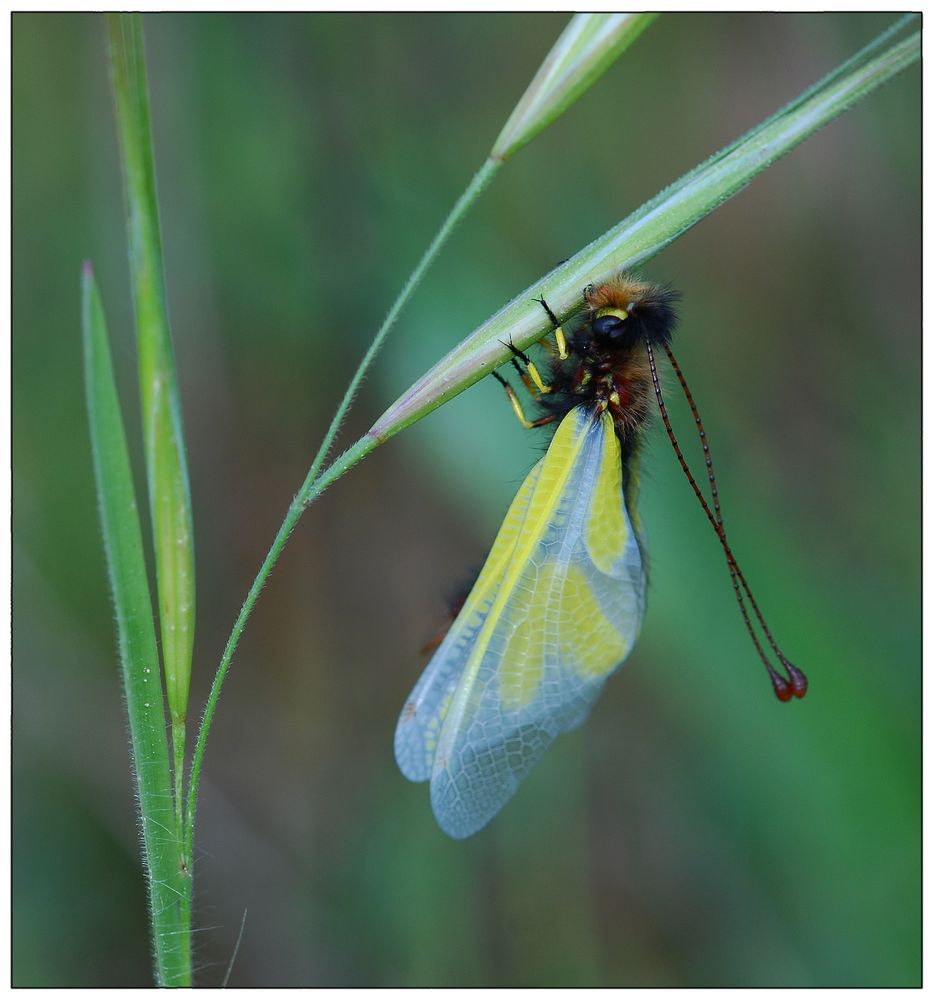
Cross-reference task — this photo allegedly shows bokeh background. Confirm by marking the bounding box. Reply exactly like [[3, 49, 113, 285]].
[[12, 12, 920, 987]]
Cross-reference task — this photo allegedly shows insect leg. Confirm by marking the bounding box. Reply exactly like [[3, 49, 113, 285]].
[[491, 371, 558, 430], [510, 357, 539, 397], [534, 296, 569, 360], [502, 340, 552, 395]]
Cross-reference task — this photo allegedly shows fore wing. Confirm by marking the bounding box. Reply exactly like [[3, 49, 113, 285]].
[[394, 455, 546, 782], [400, 406, 646, 839]]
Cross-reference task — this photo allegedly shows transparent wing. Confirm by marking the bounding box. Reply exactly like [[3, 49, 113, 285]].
[[397, 406, 646, 839], [394, 456, 545, 782]]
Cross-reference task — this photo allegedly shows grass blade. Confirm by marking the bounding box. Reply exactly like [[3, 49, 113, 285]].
[[107, 14, 195, 738], [368, 20, 920, 445], [289, 14, 657, 505], [492, 13, 658, 161], [81, 264, 190, 987]]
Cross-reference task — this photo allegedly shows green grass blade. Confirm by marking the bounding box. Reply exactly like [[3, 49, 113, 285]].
[[107, 14, 194, 732], [492, 13, 658, 161], [289, 13, 656, 505], [81, 264, 190, 987], [368, 21, 919, 445]]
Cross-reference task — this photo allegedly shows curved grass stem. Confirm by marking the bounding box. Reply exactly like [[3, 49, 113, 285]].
[[183, 11, 919, 943], [183, 162, 497, 856]]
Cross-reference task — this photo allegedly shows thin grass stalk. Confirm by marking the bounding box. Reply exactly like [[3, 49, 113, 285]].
[[184, 12, 654, 858]]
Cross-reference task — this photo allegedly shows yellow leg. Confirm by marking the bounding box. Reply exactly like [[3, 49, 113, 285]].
[[504, 342, 552, 394], [511, 359, 538, 397], [491, 371, 558, 430], [554, 325, 568, 360]]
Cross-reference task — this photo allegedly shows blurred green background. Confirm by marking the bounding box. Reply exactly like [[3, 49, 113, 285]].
[[12, 12, 919, 987]]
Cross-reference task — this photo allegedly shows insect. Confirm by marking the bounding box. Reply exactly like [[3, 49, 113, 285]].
[[395, 273, 808, 839]]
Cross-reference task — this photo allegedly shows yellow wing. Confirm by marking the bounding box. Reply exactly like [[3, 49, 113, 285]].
[[395, 407, 646, 838]]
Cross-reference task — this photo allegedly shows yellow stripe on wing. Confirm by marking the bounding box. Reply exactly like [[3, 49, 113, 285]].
[[394, 457, 546, 781], [437, 409, 594, 746], [585, 416, 630, 573]]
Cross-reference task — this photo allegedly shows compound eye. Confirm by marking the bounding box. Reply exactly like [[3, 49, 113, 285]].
[[593, 314, 626, 340]]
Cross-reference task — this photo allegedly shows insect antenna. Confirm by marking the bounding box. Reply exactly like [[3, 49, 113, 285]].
[[662, 344, 808, 699], [644, 339, 808, 702]]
